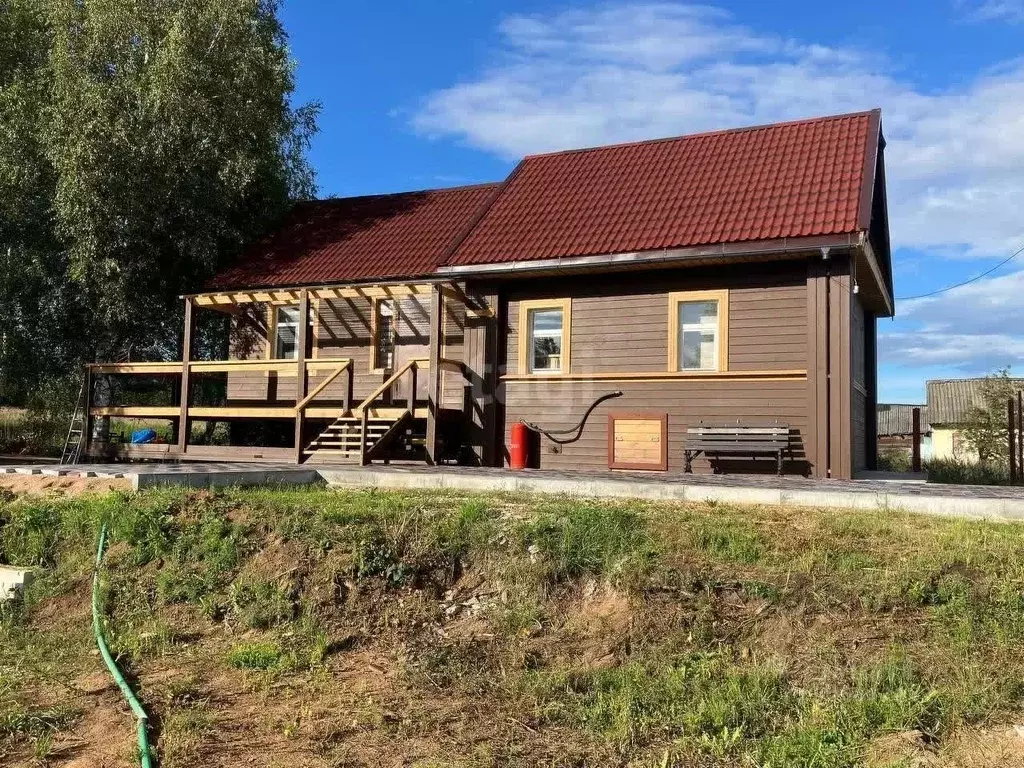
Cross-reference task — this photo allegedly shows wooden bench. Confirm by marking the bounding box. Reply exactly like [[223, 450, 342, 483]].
[[683, 424, 791, 475]]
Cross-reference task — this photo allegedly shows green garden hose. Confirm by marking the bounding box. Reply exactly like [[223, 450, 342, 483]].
[[92, 523, 155, 768]]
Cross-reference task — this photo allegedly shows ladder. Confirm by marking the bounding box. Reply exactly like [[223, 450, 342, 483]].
[[59, 378, 88, 465]]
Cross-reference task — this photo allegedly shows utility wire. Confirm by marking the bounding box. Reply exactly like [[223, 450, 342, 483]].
[[895, 244, 1024, 301]]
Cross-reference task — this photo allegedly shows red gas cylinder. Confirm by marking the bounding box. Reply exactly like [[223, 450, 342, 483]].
[[509, 421, 530, 470]]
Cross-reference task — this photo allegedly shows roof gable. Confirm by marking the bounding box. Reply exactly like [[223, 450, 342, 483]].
[[446, 110, 878, 268]]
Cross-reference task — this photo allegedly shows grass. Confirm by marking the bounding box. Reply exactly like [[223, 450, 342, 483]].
[[4, 486, 1024, 766], [0, 408, 65, 457], [228, 641, 283, 670]]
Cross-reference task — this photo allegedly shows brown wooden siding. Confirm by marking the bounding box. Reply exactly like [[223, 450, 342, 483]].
[[852, 389, 867, 473], [498, 263, 811, 474], [505, 264, 807, 376], [851, 296, 867, 472], [500, 379, 809, 473]]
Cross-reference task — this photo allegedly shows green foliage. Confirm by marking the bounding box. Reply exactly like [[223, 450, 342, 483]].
[[9, 487, 1024, 765], [0, 701, 78, 740], [962, 368, 1018, 467], [227, 641, 281, 671], [0, 407, 66, 456], [518, 501, 658, 583], [925, 457, 1010, 486], [533, 653, 793, 750], [229, 577, 295, 629], [0, 501, 62, 566], [877, 447, 912, 473], [690, 518, 763, 564], [0, 0, 319, 404]]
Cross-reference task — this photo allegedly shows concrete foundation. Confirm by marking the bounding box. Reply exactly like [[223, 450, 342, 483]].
[[0, 566, 33, 602], [3, 462, 1024, 522]]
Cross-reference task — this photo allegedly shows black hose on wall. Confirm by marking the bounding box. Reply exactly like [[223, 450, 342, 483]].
[[523, 390, 624, 445]]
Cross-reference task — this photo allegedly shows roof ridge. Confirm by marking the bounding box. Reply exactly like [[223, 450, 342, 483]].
[[521, 109, 881, 161], [305, 181, 502, 206], [438, 159, 530, 268]]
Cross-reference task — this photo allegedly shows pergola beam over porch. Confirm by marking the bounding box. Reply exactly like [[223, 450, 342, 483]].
[[188, 281, 437, 309]]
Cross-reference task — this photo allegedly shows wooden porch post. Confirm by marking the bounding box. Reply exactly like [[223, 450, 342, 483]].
[[911, 407, 921, 473], [176, 297, 195, 456], [1008, 398, 1016, 485], [83, 365, 94, 458], [294, 289, 310, 464], [425, 283, 443, 464]]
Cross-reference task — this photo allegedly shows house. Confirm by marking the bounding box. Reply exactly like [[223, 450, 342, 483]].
[[927, 378, 1024, 460], [84, 109, 894, 480], [876, 403, 930, 459]]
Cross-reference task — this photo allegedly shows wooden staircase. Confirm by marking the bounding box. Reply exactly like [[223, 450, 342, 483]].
[[302, 359, 426, 464], [303, 409, 414, 462]]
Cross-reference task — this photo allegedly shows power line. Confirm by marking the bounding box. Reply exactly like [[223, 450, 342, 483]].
[[895, 244, 1024, 301]]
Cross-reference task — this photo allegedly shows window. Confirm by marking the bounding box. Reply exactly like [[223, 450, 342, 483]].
[[372, 299, 397, 371], [273, 305, 300, 359], [668, 290, 728, 372], [518, 299, 571, 375]]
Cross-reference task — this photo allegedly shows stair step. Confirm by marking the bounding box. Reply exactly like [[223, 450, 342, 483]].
[[323, 428, 391, 434]]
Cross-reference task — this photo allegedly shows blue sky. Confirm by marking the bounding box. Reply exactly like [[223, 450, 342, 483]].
[[279, 0, 1024, 403]]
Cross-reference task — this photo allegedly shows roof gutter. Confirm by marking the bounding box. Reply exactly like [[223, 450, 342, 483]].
[[437, 233, 861, 278]]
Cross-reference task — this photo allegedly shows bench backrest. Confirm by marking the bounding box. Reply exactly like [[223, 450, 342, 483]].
[[686, 425, 790, 450]]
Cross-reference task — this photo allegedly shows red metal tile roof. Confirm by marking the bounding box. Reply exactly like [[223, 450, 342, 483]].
[[209, 183, 499, 289], [446, 110, 879, 267]]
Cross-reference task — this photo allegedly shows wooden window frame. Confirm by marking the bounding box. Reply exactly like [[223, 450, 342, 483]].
[[371, 297, 398, 373], [517, 298, 572, 376], [607, 411, 669, 471], [667, 289, 729, 373]]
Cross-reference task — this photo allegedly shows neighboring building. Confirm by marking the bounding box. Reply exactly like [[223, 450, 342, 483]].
[[84, 109, 894, 480], [926, 378, 1024, 460], [876, 403, 930, 459]]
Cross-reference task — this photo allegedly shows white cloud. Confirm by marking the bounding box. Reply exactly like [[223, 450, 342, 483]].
[[413, 2, 1024, 258], [881, 269, 1024, 370], [958, 0, 1024, 23]]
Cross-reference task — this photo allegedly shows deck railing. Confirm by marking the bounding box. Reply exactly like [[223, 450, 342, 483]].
[[86, 358, 356, 420], [84, 356, 464, 420], [84, 356, 463, 462]]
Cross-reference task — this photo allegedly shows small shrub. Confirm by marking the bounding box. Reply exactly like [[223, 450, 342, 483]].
[[228, 641, 281, 670], [925, 458, 1009, 486], [877, 448, 912, 473]]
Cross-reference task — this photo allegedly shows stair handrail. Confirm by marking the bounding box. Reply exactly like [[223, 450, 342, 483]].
[[355, 358, 428, 413], [295, 358, 352, 412]]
